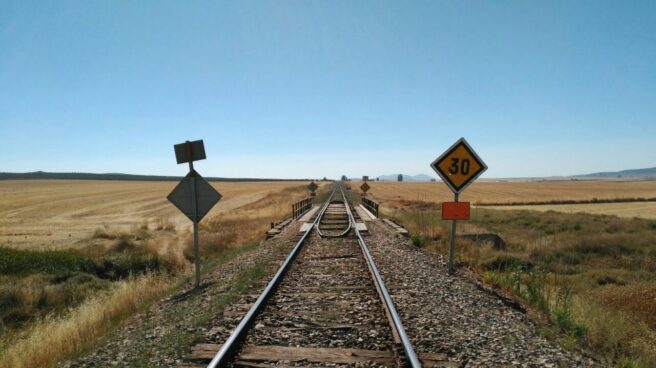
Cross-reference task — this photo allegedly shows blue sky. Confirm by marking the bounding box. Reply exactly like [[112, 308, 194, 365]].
[[1, 1, 654, 179]]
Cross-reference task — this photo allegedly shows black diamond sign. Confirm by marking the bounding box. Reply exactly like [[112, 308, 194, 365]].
[[167, 171, 221, 222], [308, 181, 318, 192]]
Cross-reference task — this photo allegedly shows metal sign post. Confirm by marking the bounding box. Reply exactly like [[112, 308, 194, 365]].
[[431, 138, 487, 275], [360, 181, 370, 197], [168, 140, 221, 289], [184, 143, 201, 289], [308, 181, 318, 197], [447, 193, 459, 274]]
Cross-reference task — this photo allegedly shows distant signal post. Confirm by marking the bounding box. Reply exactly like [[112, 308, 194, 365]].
[[167, 140, 222, 289], [308, 181, 318, 197], [431, 138, 487, 275], [360, 181, 370, 197]]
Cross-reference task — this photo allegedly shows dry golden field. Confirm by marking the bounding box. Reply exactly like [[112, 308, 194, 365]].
[[486, 202, 656, 219], [0, 180, 317, 250], [351, 180, 656, 219], [0, 179, 324, 368]]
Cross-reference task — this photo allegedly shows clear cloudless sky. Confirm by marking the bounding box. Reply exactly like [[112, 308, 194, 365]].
[[1, 1, 654, 179]]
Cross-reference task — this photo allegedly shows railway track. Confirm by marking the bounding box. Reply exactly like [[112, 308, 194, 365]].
[[316, 195, 352, 237], [195, 184, 422, 368]]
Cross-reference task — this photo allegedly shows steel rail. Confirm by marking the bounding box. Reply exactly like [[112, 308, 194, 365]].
[[316, 198, 353, 238], [340, 186, 422, 368], [206, 187, 336, 368]]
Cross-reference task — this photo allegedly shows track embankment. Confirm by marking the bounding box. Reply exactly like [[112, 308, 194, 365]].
[[366, 220, 598, 367], [62, 223, 303, 368], [64, 194, 598, 368]]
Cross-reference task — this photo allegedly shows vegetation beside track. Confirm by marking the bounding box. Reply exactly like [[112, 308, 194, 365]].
[[0, 182, 325, 368], [383, 200, 656, 368], [0, 233, 178, 368]]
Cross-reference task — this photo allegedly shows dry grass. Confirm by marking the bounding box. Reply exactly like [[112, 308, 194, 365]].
[[351, 180, 656, 219], [0, 179, 326, 367], [360, 181, 656, 365], [386, 197, 656, 367], [0, 274, 170, 368], [192, 184, 323, 259], [597, 284, 656, 329]]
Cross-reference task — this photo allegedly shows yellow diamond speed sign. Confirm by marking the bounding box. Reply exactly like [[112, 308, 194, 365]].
[[431, 138, 487, 194], [360, 182, 370, 193]]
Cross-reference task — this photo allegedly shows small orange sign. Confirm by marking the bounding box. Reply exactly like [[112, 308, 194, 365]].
[[431, 138, 487, 194], [442, 202, 470, 220]]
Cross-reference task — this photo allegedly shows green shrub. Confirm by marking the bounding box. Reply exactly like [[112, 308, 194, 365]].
[[617, 358, 639, 368], [482, 271, 510, 288], [0, 247, 172, 281], [112, 238, 137, 253], [410, 234, 425, 247], [482, 255, 532, 272], [524, 270, 548, 311], [0, 247, 84, 275], [554, 287, 587, 338], [91, 254, 172, 281], [0, 289, 20, 310]]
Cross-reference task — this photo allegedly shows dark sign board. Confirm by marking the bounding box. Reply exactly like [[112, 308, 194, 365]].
[[174, 140, 206, 164], [167, 171, 221, 222]]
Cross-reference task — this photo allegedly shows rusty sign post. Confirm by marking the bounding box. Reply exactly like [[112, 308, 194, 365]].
[[431, 138, 487, 275], [168, 140, 221, 288]]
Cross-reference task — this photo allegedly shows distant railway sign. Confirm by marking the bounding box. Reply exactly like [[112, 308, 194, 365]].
[[431, 138, 487, 194], [167, 171, 222, 222], [174, 140, 206, 164], [308, 181, 318, 192], [168, 139, 218, 289], [360, 182, 370, 193], [431, 138, 487, 275]]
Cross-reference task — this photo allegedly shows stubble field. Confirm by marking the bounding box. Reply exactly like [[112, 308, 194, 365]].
[[351, 180, 656, 219], [0, 180, 312, 250]]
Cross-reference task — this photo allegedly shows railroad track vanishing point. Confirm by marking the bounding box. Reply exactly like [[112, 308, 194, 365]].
[[183, 183, 449, 367]]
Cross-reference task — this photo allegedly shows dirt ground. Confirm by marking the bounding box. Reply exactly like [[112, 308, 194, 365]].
[[350, 180, 656, 219], [0, 180, 313, 250]]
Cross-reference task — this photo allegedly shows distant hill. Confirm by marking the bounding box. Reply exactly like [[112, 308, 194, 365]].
[[574, 167, 656, 179], [0, 171, 312, 182]]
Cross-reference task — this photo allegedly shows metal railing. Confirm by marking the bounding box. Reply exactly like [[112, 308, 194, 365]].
[[292, 197, 312, 219], [362, 196, 380, 217]]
